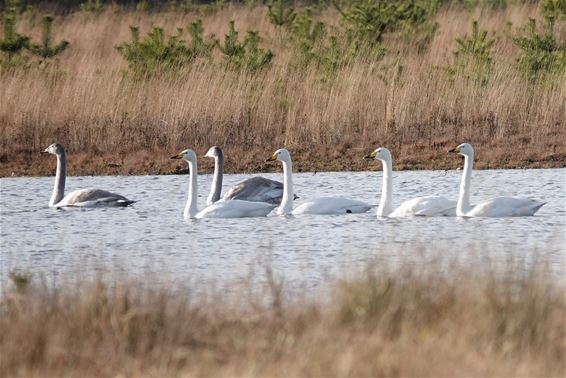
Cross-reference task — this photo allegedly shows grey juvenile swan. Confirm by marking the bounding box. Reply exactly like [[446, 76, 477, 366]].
[[204, 146, 295, 205], [171, 148, 276, 219], [42, 143, 134, 208]]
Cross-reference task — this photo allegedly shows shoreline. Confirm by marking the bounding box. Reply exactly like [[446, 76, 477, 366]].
[[2, 144, 565, 178]]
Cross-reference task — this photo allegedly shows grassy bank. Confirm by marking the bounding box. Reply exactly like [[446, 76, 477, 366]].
[[1, 1, 565, 177], [1, 258, 564, 376]]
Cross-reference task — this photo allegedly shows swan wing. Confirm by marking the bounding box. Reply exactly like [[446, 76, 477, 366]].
[[390, 196, 456, 217], [223, 177, 290, 204], [467, 197, 545, 217], [292, 197, 372, 215], [196, 199, 276, 218], [56, 188, 134, 208]]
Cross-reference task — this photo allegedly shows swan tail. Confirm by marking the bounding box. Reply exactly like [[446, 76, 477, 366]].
[[523, 201, 545, 216]]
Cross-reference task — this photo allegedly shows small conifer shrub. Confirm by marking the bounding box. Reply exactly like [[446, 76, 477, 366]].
[[217, 21, 273, 71], [116, 22, 215, 77], [541, 0, 566, 21], [80, 0, 104, 13], [29, 16, 69, 59], [0, 0, 30, 58], [268, 0, 296, 30], [513, 18, 566, 77], [451, 20, 495, 84]]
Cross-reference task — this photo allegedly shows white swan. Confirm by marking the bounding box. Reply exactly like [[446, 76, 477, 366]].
[[171, 149, 276, 219], [364, 147, 455, 217], [42, 143, 134, 208], [449, 143, 545, 217], [204, 146, 293, 205], [266, 149, 372, 215]]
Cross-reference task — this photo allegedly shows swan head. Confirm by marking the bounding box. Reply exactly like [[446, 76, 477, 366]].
[[266, 148, 291, 163], [42, 143, 64, 156], [204, 146, 223, 159], [449, 143, 474, 156], [363, 147, 391, 162], [170, 149, 197, 162]]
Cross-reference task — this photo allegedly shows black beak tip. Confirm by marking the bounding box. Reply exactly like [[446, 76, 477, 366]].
[[170, 156, 178, 160], [363, 155, 372, 160]]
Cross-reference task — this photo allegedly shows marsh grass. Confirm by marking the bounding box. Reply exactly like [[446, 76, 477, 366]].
[[0, 3, 565, 176], [1, 256, 564, 376]]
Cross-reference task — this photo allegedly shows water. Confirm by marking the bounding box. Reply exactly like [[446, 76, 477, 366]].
[[1, 169, 565, 293]]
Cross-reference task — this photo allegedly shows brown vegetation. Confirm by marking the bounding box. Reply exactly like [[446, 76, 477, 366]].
[[1, 255, 564, 376], [1, 3, 565, 177]]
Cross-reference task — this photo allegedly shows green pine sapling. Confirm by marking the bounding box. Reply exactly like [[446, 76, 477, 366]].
[[29, 16, 70, 59]]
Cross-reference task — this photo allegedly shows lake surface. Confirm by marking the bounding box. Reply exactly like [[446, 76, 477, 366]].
[[1, 168, 565, 293]]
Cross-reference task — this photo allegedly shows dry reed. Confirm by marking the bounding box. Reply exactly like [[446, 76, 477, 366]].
[[0, 3, 565, 177], [0, 254, 564, 376]]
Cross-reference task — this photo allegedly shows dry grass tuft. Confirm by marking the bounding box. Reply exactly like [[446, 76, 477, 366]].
[[1, 258, 564, 376]]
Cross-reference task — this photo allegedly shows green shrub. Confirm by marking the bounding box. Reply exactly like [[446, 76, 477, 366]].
[[513, 18, 566, 77], [288, 8, 326, 67], [29, 16, 69, 59], [80, 0, 104, 13], [333, 0, 439, 45], [288, 8, 384, 81], [541, 0, 566, 21], [451, 20, 495, 84], [116, 27, 190, 76], [217, 21, 273, 71], [0, 0, 30, 58], [116, 22, 215, 77], [0, 0, 30, 73], [136, 1, 151, 12], [187, 19, 216, 57], [268, 0, 297, 30], [9, 270, 32, 294]]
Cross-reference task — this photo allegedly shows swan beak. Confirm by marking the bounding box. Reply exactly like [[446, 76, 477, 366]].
[[41, 148, 49, 154], [170, 152, 184, 160], [363, 151, 377, 160], [266, 154, 277, 162], [448, 146, 461, 153]]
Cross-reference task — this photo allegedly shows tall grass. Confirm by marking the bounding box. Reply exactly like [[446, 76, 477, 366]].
[[1, 256, 564, 376], [0, 3, 565, 176]]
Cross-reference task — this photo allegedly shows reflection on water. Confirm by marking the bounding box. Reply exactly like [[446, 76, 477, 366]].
[[1, 168, 565, 292]]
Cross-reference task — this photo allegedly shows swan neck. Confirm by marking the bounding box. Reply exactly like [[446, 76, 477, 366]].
[[185, 159, 198, 219], [279, 159, 294, 214], [457, 153, 473, 216], [377, 157, 393, 217], [208, 155, 223, 205], [50, 152, 66, 207]]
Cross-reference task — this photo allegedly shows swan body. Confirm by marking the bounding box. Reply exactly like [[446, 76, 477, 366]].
[[195, 199, 276, 219], [364, 147, 456, 217], [171, 149, 276, 219], [56, 188, 133, 208], [222, 177, 288, 204], [293, 197, 372, 215], [464, 197, 545, 217], [266, 149, 372, 215], [205, 146, 291, 205], [389, 196, 456, 217], [449, 143, 545, 217], [42, 143, 134, 208]]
